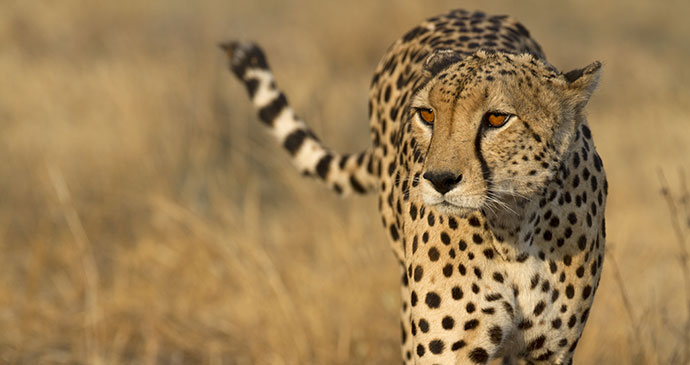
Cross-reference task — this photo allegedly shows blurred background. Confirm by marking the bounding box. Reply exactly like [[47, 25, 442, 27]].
[[2, 0, 690, 363]]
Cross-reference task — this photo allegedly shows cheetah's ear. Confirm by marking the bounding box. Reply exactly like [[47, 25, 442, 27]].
[[562, 61, 602, 109], [423, 49, 462, 78]]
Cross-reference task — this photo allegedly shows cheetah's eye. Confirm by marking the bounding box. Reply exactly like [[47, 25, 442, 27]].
[[484, 112, 513, 128], [417, 108, 435, 125]]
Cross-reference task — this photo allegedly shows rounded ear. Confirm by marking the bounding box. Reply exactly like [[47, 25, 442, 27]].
[[423, 49, 462, 78], [562, 61, 602, 109]]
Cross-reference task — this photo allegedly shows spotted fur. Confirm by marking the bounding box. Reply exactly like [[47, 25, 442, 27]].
[[221, 9, 606, 365]]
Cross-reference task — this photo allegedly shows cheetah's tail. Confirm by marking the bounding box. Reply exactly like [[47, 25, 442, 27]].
[[220, 41, 378, 196]]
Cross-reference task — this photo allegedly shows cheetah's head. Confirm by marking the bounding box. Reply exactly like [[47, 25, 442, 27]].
[[411, 49, 601, 218]]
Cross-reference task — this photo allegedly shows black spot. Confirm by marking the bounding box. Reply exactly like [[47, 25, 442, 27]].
[[244, 78, 260, 98], [468, 216, 481, 227], [568, 314, 577, 328], [425, 292, 441, 308], [582, 285, 592, 300], [419, 319, 429, 333], [451, 340, 466, 351], [567, 212, 577, 224], [464, 319, 479, 330], [572, 152, 580, 168], [258, 93, 287, 126], [443, 264, 453, 277], [401, 321, 407, 343], [518, 319, 533, 330], [387, 161, 396, 176], [389, 106, 399, 121], [549, 260, 557, 273], [485, 293, 502, 301], [552, 317, 562, 329], [578, 235, 587, 250], [417, 344, 425, 357], [566, 285, 575, 299], [542, 281, 551, 292], [492, 272, 504, 283], [581, 308, 591, 323], [428, 247, 440, 261], [388, 224, 399, 241], [582, 125, 592, 139], [452, 286, 463, 300], [543, 230, 552, 241], [383, 85, 391, 103], [410, 204, 418, 220], [441, 232, 451, 245], [472, 234, 483, 244], [573, 175, 580, 188], [527, 335, 546, 351], [448, 217, 458, 229], [459, 239, 467, 251], [458, 264, 467, 276], [466, 302, 476, 313], [349, 175, 366, 194], [284, 129, 308, 155], [593, 153, 603, 172], [530, 273, 540, 289], [414, 266, 424, 282], [489, 326, 503, 344], [549, 217, 560, 227], [576, 266, 585, 278], [469, 348, 489, 363], [428, 212, 435, 226], [533, 301, 546, 316], [503, 302, 514, 318], [411, 291, 418, 306], [442, 316, 455, 330], [429, 339, 445, 354]]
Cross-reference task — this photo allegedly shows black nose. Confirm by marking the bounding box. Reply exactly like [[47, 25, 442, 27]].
[[423, 171, 462, 194]]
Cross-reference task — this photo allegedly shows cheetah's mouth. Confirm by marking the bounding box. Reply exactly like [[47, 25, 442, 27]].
[[420, 180, 485, 216], [433, 200, 479, 217]]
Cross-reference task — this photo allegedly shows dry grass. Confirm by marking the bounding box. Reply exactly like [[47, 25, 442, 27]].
[[1, 0, 690, 363]]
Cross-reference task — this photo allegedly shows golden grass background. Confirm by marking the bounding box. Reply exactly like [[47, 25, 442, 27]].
[[2, 0, 690, 363]]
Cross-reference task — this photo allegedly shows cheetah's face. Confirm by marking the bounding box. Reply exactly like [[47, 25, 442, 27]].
[[411, 50, 601, 217]]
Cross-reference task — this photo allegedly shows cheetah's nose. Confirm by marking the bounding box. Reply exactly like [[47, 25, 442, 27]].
[[423, 171, 462, 194]]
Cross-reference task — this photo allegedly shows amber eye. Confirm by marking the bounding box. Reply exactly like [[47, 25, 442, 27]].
[[485, 112, 512, 128], [418, 108, 435, 125]]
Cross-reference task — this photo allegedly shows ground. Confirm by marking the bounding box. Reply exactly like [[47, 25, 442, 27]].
[[1, 0, 690, 363]]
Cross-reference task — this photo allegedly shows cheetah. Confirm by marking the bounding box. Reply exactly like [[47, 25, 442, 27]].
[[220, 9, 606, 364]]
